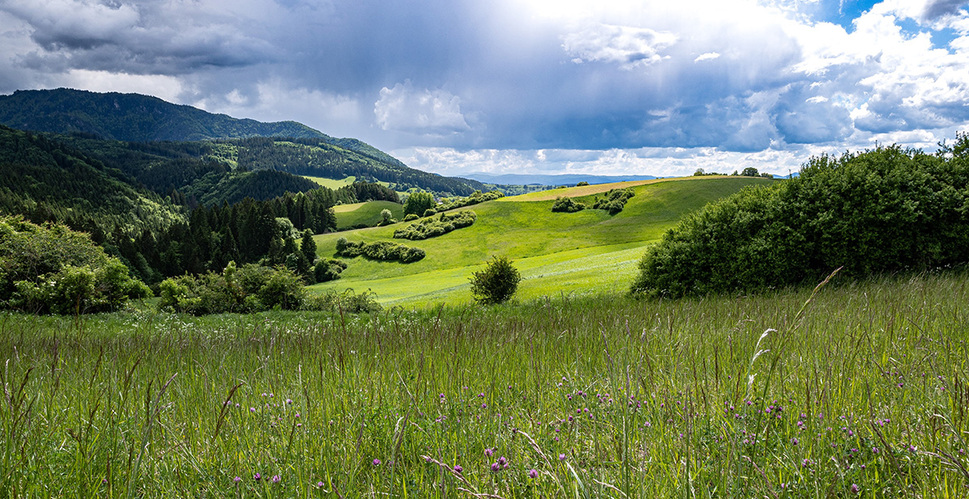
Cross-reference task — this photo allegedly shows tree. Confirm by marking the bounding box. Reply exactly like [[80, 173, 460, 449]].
[[404, 191, 436, 216], [469, 256, 521, 305], [300, 229, 317, 265], [741, 167, 759, 177]]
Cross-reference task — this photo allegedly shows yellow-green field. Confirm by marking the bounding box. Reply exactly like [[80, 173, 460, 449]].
[[303, 175, 357, 189], [310, 176, 771, 307]]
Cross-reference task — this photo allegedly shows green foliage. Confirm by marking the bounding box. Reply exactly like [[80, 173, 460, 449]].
[[632, 140, 969, 298], [335, 239, 426, 263], [591, 188, 635, 215], [551, 196, 586, 213], [435, 190, 505, 211], [469, 255, 521, 305], [0, 216, 150, 314], [403, 191, 436, 216], [159, 262, 311, 314], [741, 167, 760, 176], [393, 210, 476, 240], [313, 258, 347, 283], [403, 213, 419, 222]]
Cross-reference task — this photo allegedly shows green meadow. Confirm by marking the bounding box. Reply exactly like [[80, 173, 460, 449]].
[[333, 200, 406, 230], [304, 175, 357, 189], [1, 271, 966, 496], [311, 176, 771, 307]]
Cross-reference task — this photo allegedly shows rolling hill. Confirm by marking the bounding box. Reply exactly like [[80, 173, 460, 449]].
[[309, 176, 773, 306]]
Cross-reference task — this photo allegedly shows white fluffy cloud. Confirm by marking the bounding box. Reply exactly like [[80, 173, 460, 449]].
[[374, 81, 470, 136]]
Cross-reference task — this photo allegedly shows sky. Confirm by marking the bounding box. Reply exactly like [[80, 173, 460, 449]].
[[1, 0, 968, 177]]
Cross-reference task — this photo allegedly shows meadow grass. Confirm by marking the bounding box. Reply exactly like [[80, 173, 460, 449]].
[[311, 177, 771, 306], [1, 270, 967, 497], [333, 201, 406, 230], [303, 176, 357, 189]]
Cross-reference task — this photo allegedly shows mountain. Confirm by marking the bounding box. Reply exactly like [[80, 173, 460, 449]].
[[466, 173, 658, 186], [0, 88, 324, 142], [0, 88, 485, 196]]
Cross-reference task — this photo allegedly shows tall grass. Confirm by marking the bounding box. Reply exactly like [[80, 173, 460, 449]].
[[0, 271, 967, 496]]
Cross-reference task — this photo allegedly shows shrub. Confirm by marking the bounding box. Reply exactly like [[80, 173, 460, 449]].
[[335, 240, 425, 263], [469, 256, 521, 305], [592, 188, 634, 215], [551, 197, 586, 213], [393, 210, 476, 240], [0, 216, 151, 314], [631, 139, 969, 298], [403, 213, 419, 222], [314, 259, 347, 283], [159, 263, 309, 314], [302, 289, 381, 314]]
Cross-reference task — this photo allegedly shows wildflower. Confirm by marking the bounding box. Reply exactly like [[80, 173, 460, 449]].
[[498, 456, 508, 469], [491, 462, 500, 472], [233, 476, 241, 483], [272, 475, 281, 483], [528, 469, 539, 479], [851, 484, 860, 494], [484, 448, 494, 457], [254, 473, 262, 481], [454, 465, 463, 473], [373, 459, 381, 466], [559, 453, 566, 461], [317, 481, 324, 488]]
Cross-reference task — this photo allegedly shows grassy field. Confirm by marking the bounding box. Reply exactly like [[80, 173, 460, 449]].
[[304, 175, 357, 189], [333, 200, 405, 230], [312, 176, 771, 307], [1, 271, 967, 496]]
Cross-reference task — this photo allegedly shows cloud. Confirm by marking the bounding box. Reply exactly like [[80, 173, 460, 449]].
[[694, 52, 721, 62], [562, 23, 677, 69], [374, 81, 470, 136]]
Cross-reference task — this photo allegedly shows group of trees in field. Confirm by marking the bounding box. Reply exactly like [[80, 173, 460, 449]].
[[633, 134, 969, 298], [393, 210, 477, 240], [551, 188, 635, 215]]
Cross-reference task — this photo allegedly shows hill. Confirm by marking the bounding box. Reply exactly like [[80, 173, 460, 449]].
[[0, 124, 184, 238], [0, 88, 323, 142], [0, 89, 485, 196], [309, 176, 772, 306]]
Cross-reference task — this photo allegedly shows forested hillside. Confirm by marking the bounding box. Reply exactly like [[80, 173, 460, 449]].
[[0, 88, 324, 141], [0, 89, 485, 196]]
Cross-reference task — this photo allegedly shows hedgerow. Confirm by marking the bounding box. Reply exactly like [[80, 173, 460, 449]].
[[631, 136, 969, 298], [592, 188, 634, 214], [335, 237, 426, 263], [392, 210, 476, 240]]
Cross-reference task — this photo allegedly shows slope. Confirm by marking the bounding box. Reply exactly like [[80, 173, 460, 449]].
[[309, 176, 772, 306]]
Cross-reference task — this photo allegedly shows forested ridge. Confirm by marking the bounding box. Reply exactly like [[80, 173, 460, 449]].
[[0, 125, 399, 285]]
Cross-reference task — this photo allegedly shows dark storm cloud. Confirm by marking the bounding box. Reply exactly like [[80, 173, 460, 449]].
[[922, 0, 967, 20]]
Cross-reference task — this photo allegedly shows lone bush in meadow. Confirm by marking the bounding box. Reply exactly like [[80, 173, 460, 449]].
[[403, 190, 436, 216], [469, 256, 521, 305], [631, 136, 969, 298]]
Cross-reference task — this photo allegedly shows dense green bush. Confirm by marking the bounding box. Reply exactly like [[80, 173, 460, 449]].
[[436, 190, 504, 211], [0, 216, 150, 314], [631, 138, 969, 298], [314, 258, 347, 283], [393, 210, 476, 240], [335, 238, 426, 263], [469, 256, 521, 305], [551, 197, 586, 213], [403, 191, 436, 216], [592, 188, 634, 215], [302, 288, 382, 313]]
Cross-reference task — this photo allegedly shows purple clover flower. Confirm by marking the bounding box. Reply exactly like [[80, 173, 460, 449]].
[[528, 469, 538, 479]]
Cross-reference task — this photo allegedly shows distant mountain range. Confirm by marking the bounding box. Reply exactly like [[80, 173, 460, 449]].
[[468, 173, 658, 186]]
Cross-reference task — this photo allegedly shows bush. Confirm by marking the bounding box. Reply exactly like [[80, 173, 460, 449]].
[[302, 289, 382, 314], [393, 210, 476, 240], [469, 256, 521, 305], [0, 216, 151, 314], [631, 139, 969, 298], [551, 197, 586, 213], [592, 188, 634, 215], [335, 240, 425, 263], [159, 262, 309, 314], [314, 259, 347, 283], [403, 213, 419, 222]]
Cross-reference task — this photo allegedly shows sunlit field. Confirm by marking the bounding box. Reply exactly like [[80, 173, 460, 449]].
[[2, 270, 967, 497]]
